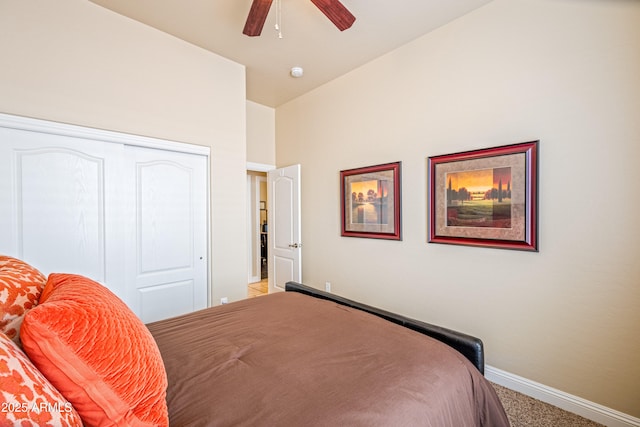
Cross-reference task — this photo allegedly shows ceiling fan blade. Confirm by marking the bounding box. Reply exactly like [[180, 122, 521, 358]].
[[310, 0, 356, 31], [243, 0, 274, 37]]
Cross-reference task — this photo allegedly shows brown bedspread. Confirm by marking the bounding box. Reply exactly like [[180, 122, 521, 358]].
[[147, 292, 509, 427]]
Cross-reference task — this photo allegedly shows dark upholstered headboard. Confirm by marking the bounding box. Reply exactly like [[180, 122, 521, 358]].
[[285, 281, 485, 374]]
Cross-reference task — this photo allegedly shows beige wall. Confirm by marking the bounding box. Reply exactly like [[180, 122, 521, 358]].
[[0, 0, 248, 304], [276, 0, 640, 418], [246, 100, 276, 166]]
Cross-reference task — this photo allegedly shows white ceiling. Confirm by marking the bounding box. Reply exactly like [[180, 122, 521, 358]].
[[89, 0, 493, 107]]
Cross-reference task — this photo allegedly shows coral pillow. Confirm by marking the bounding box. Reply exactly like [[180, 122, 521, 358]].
[[0, 255, 46, 344], [21, 273, 169, 427], [0, 331, 83, 426]]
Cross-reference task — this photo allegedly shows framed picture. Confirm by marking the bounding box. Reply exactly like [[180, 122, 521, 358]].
[[428, 141, 538, 251], [341, 162, 402, 240]]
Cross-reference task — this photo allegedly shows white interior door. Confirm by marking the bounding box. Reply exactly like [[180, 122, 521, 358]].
[[124, 146, 208, 323], [267, 164, 301, 292], [0, 126, 126, 299]]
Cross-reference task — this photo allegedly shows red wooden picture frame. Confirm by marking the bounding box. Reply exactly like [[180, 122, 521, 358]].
[[341, 162, 402, 240], [428, 141, 538, 251]]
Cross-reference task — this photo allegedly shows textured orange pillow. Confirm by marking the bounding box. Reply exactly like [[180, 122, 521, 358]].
[[0, 255, 46, 344], [21, 273, 169, 427], [0, 331, 83, 426]]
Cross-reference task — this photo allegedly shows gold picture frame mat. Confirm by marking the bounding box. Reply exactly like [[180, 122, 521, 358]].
[[434, 152, 526, 241]]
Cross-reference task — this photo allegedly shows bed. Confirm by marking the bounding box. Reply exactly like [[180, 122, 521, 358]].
[[147, 281, 509, 426], [1, 254, 508, 426]]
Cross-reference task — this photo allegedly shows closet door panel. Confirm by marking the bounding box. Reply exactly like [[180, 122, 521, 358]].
[[125, 146, 208, 323], [19, 147, 104, 276], [138, 161, 193, 273], [0, 127, 125, 299], [138, 280, 194, 324]]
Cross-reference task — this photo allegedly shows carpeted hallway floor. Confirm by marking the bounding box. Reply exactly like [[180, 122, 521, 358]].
[[491, 383, 605, 427]]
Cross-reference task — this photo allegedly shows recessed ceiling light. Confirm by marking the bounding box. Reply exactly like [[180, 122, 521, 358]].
[[290, 66, 304, 78]]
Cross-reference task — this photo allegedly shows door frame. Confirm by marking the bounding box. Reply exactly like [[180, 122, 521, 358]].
[[246, 162, 275, 285]]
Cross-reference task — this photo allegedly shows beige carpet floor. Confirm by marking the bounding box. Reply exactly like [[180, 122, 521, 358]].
[[491, 383, 605, 427]]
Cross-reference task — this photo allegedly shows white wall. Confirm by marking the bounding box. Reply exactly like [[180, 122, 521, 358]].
[[247, 100, 276, 166], [276, 0, 640, 418], [0, 0, 248, 304]]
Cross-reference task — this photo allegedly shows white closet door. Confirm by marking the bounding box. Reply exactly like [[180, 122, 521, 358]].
[[1, 114, 209, 323], [0, 127, 126, 299], [124, 146, 208, 323]]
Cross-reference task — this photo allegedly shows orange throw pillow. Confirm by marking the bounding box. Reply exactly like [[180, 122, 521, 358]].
[[0, 331, 83, 427], [21, 273, 169, 427], [0, 255, 46, 344]]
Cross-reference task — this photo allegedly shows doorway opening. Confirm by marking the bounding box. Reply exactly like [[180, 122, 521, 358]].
[[247, 169, 269, 297]]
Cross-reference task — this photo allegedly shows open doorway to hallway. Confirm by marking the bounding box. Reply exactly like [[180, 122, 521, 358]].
[[247, 170, 269, 297]]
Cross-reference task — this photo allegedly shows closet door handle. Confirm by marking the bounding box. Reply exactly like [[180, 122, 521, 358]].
[[288, 243, 302, 248]]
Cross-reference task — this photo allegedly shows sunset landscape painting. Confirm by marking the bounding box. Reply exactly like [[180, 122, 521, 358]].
[[350, 179, 389, 225], [341, 161, 401, 240], [428, 141, 537, 251], [446, 167, 512, 228]]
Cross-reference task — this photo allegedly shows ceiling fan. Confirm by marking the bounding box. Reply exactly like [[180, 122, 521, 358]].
[[243, 0, 356, 37]]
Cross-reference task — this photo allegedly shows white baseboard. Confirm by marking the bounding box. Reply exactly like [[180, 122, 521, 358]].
[[485, 365, 640, 427]]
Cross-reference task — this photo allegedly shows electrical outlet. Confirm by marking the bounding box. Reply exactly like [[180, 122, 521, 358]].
[[220, 297, 228, 305], [325, 282, 331, 292]]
